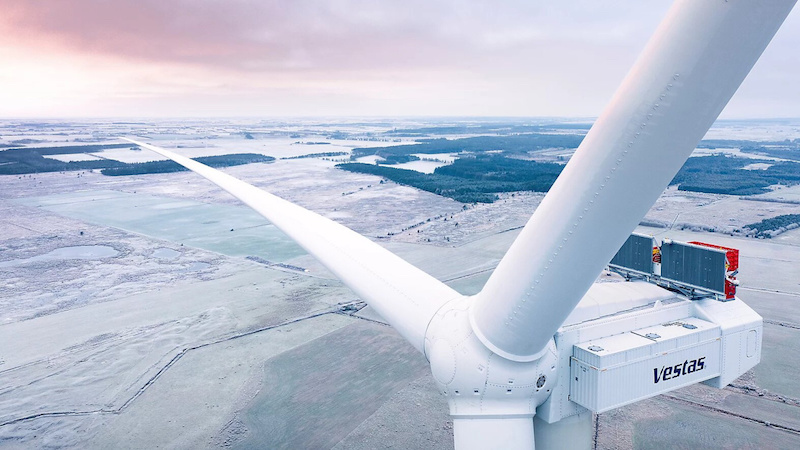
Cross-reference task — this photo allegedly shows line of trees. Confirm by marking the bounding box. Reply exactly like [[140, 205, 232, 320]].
[[745, 214, 800, 238], [351, 133, 585, 159], [0, 144, 274, 176], [378, 154, 420, 165], [341, 152, 800, 204], [0, 145, 131, 175], [382, 122, 592, 137], [101, 154, 274, 176], [283, 151, 348, 160]]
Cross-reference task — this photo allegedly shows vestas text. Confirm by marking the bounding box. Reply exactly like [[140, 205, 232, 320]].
[[653, 357, 705, 383]]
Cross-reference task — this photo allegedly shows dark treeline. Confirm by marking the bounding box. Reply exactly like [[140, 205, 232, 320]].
[[0, 146, 130, 175], [352, 134, 585, 159], [0, 144, 273, 176], [745, 214, 800, 238], [337, 155, 564, 203], [699, 138, 800, 161], [283, 151, 348, 160], [101, 154, 274, 176], [670, 155, 800, 195], [697, 138, 800, 149], [378, 154, 420, 165], [5, 143, 133, 156], [342, 152, 800, 203], [739, 146, 800, 161], [358, 134, 800, 161], [436, 154, 563, 188], [382, 123, 592, 137], [336, 163, 497, 203]]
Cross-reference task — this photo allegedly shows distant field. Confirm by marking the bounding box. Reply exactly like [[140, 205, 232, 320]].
[[2, 118, 800, 449], [352, 133, 585, 158], [343, 150, 800, 204], [6, 135, 800, 204], [343, 133, 800, 203]]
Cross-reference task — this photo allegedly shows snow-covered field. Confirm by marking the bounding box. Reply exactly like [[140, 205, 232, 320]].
[[1, 119, 799, 449]]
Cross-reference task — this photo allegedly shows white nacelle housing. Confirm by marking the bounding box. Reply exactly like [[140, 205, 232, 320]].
[[537, 280, 761, 423], [570, 316, 721, 413]]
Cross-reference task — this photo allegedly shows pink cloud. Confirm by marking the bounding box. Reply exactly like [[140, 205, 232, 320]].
[[1, 1, 796, 118], [0, 0, 681, 74], [0, 0, 471, 72]]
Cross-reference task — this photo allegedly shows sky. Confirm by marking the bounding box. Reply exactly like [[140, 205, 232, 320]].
[[0, 0, 798, 119]]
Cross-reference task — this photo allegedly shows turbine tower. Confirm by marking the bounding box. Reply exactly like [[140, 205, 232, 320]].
[[124, 1, 796, 448]]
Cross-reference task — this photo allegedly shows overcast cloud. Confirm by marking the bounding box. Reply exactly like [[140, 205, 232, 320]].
[[0, 0, 797, 118]]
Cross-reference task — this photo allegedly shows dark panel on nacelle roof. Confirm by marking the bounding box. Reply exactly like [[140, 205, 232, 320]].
[[609, 233, 655, 275], [661, 241, 727, 294]]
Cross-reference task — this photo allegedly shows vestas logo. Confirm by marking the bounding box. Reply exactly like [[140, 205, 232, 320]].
[[653, 357, 705, 383]]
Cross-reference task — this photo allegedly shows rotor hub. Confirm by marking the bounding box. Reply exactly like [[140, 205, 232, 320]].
[[425, 297, 559, 418]]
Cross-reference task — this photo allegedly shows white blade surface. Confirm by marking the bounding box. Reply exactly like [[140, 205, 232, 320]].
[[123, 138, 461, 354], [471, 0, 796, 361]]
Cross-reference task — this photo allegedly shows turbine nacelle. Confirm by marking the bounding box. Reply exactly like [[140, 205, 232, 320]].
[[426, 278, 762, 444]]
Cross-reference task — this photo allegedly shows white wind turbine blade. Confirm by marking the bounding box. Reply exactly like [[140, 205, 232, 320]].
[[122, 138, 461, 354], [471, 0, 796, 362]]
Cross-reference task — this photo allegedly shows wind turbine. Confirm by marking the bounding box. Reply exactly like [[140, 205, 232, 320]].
[[123, 1, 795, 448]]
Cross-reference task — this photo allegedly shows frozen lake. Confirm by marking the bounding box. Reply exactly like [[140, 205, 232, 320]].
[[0, 245, 118, 268], [17, 190, 307, 263], [45, 153, 103, 163]]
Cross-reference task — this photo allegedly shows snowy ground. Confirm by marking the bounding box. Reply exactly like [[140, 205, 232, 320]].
[[1, 120, 799, 449]]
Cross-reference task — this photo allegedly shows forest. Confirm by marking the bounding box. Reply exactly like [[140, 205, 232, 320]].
[[382, 122, 592, 137], [0, 144, 273, 176], [745, 214, 800, 238], [739, 145, 800, 161], [100, 154, 274, 176], [337, 155, 563, 203], [699, 138, 800, 161], [283, 151, 348, 160], [351, 133, 585, 159], [341, 152, 800, 204], [378, 154, 420, 165], [0, 144, 131, 175], [670, 155, 800, 195]]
